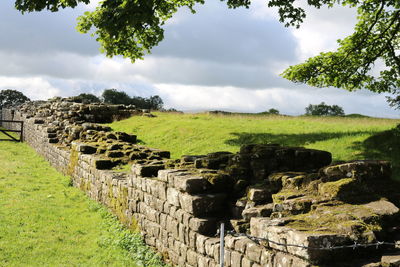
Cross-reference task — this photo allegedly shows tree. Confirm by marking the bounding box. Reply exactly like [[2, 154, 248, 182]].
[[0, 89, 30, 108], [267, 108, 279, 115], [305, 102, 345, 116], [71, 93, 101, 104], [14, 1, 400, 100], [102, 89, 132, 105], [148, 95, 164, 110]]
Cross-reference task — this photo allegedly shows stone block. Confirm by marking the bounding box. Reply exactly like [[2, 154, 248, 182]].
[[179, 193, 226, 216], [250, 217, 350, 263], [131, 163, 165, 177], [242, 204, 273, 220], [158, 169, 184, 183], [189, 217, 218, 236], [320, 160, 391, 182], [242, 257, 253, 267], [174, 175, 211, 194], [247, 188, 272, 203], [246, 242, 262, 262], [166, 187, 181, 207], [381, 254, 400, 267], [234, 237, 252, 254], [187, 249, 198, 266], [230, 251, 243, 267]]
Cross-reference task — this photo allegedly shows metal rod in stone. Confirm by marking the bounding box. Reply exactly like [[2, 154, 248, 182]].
[[220, 222, 225, 267]]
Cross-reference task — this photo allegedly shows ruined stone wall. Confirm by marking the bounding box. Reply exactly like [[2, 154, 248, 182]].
[[2, 103, 399, 267]]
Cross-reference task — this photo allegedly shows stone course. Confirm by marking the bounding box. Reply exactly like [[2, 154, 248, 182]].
[[2, 99, 400, 267]]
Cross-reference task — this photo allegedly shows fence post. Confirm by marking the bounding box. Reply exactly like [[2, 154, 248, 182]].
[[20, 121, 24, 142], [220, 222, 225, 267]]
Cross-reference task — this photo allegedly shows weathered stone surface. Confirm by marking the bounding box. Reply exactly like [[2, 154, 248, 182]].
[[250, 217, 350, 263], [242, 204, 273, 220], [179, 193, 226, 216], [381, 254, 400, 267], [363, 199, 399, 217], [188, 217, 218, 235], [131, 163, 165, 177], [174, 175, 211, 194], [166, 187, 181, 207], [247, 187, 272, 203], [320, 160, 391, 182]]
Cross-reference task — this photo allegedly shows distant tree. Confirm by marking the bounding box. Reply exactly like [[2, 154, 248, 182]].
[[259, 108, 280, 115], [102, 89, 132, 105], [130, 96, 148, 109], [305, 102, 345, 116], [72, 93, 101, 104], [0, 89, 30, 108], [148, 95, 163, 110], [130, 95, 164, 110], [267, 108, 279, 115], [101, 89, 164, 110]]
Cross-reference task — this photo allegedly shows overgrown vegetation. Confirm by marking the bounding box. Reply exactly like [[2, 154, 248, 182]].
[[0, 141, 168, 266], [108, 112, 400, 180]]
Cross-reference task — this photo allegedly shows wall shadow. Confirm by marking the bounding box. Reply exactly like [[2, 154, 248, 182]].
[[224, 131, 371, 148], [224, 126, 400, 181], [351, 125, 400, 180]]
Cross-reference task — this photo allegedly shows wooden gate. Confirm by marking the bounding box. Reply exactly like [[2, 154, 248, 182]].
[[0, 120, 24, 142]]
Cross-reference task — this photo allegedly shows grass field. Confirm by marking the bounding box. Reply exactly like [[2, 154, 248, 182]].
[[0, 141, 168, 267], [108, 113, 400, 180]]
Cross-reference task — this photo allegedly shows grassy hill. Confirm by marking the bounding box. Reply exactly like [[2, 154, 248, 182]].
[[108, 112, 400, 180]]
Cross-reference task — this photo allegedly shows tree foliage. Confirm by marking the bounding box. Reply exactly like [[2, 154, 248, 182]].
[[305, 102, 345, 116], [14, 0, 400, 100], [101, 89, 164, 110], [260, 108, 280, 115], [0, 89, 30, 108], [387, 88, 400, 110], [102, 89, 132, 105], [71, 93, 101, 103]]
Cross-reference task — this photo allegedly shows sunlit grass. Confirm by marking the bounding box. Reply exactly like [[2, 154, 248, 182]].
[[0, 141, 168, 267]]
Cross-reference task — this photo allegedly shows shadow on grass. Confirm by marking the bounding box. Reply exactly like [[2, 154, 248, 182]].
[[225, 131, 372, 147], [225, 128, 400, 180], [352, 125, 400, 181]]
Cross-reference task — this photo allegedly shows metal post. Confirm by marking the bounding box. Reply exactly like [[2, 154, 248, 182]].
[[220, 222, 225, 267]]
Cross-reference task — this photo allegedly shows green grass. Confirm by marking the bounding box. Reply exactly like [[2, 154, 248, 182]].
[[108, 112, 400, 180], [0, 141, 168, 267]]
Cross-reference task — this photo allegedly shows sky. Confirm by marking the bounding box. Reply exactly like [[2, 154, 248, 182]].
[[0, 0, 398, 118]]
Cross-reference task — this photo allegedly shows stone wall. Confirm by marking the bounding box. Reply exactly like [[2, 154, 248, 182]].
[[2, 100, 400, 267]]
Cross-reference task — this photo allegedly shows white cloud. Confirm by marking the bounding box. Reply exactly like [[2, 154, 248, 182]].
[[289, 3, 358, 60], [0, 76, 60, 100]]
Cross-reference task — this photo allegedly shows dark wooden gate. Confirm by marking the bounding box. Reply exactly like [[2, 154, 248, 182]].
[[0, 120, 24, 142]]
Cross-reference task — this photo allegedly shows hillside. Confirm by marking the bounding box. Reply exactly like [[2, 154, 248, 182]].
[[108, 112, 400, 180]]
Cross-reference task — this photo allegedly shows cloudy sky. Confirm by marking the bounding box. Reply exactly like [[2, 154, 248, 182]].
[[0, 0, 398, 118]]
